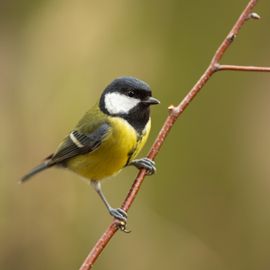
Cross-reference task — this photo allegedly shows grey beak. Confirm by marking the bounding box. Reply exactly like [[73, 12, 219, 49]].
[[142, 96, 160, 105]]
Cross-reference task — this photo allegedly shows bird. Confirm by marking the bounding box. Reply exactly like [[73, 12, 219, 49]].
[[21, 76, 160, 223]]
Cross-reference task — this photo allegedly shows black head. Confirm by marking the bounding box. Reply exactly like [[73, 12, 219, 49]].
[[99, 76, 159, 133]]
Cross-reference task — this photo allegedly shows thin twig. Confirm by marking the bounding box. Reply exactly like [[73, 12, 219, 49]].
[[79, 0, 269, 269], [218, 64, 270, 72]]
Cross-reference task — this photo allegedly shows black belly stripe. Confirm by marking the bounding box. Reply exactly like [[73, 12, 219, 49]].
[[125, 133, 143, 166]]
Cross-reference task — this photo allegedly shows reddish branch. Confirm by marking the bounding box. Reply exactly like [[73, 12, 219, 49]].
[[79, 0, 270, 269]]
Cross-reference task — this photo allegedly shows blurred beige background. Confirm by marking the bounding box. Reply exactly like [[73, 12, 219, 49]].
[[1, 0, 270, 269]]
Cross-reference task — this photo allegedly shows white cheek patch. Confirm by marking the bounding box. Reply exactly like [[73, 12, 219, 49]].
[[104, 92, 140, 114]]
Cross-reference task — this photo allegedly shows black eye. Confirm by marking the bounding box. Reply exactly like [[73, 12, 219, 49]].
[[127, 90, 135, 97]]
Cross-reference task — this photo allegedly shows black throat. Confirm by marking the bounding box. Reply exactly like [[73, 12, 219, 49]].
[[120, 104, 150, 135], [99, 100, 150, 135]]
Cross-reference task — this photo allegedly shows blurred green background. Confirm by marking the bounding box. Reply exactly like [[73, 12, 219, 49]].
[[1, 0, 270, 269]]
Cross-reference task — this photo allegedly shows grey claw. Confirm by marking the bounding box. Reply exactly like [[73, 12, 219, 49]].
[[109, 208, 128, 221], [130, 157, 156, 175]]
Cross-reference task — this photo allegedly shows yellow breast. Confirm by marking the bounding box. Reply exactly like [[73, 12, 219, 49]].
[[67, 117, 151, 181]]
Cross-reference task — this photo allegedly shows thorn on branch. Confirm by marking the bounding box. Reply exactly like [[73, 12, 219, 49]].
[[227, 33, 236, 43], [248, 12, 261, 20], [168, 105, 179, 116]]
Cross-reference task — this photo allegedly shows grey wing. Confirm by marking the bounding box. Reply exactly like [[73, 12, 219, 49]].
[[48, 123, 110, 165]]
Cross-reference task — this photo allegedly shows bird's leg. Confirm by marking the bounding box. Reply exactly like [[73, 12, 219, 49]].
[[129, 157, 156, 175], [90, 180, 128, 222]]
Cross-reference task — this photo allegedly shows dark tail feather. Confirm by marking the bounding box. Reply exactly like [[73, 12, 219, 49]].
[[21, 162, 50, 183]]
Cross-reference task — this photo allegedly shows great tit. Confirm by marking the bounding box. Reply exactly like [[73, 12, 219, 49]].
[[21, 76, 160, 222]]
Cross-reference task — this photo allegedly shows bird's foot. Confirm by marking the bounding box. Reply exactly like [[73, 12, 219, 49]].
[[109, 208, 131, 233], [109, 207, 128, 222], [130, 157, 156, 175]]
